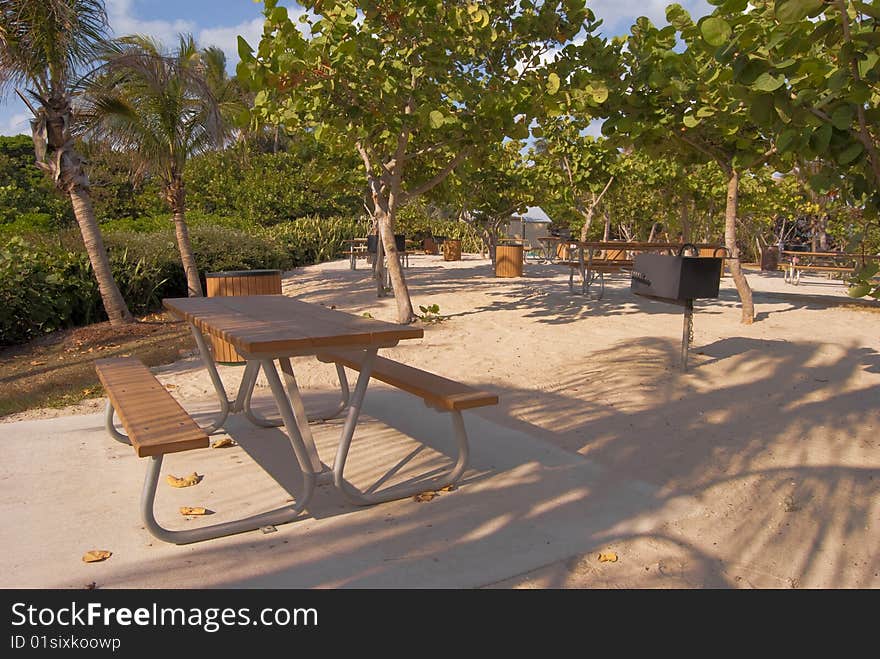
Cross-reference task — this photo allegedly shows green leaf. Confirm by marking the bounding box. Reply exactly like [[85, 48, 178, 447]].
[[830, 105, 854, 131], [237, 36, 254, 62], [546, 72, 561, 95], [810, 123, 832, 153], [270, 6, 288, 23], [777, 128, 798, 152], [683, 113, 701, 128], [752, 72, 786, 92], [856, 262, 880, 280], [587, 83, 609, 104], [775, 0, 824, 24], [847, 282, 871, 298], [701, 17, 732, 47], [696, 106, 715, 118], [837, 141, 863, 165], [429, 110, 444, 129]]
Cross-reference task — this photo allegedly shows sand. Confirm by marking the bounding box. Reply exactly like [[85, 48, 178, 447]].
[[5, 254, 879, 588]]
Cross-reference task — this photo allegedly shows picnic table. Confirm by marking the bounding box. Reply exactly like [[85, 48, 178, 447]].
[[96, 295, 497, 544], [779, 250, 880, 285], [558, 241, 724, 298], [342, 238, 369, 270]]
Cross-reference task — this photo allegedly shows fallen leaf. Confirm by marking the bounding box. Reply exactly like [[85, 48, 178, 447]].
[[439, 484, 457, 492], [211, 437, 236, 448], [179, 507, 209, 516], [597, 552, 618, 563], [166, 472, 202, 488], [30, 360, 47, 366], [164, 383, 177, 390], [84, 582, 97, 590], [82, 550, 112, 563], [413, 491, 437, 503]]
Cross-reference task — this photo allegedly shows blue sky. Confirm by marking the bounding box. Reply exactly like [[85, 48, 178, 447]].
[[0, 0, 710, 136]]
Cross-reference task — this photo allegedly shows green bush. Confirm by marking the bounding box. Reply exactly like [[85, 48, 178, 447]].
[[394, 202, 483, 252], [264, 216, 372, 265], [0, 237, 98, 344], [0, 217, 378, 345]]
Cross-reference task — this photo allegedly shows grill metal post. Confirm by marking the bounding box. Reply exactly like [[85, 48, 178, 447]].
[[681, 298, 694, 372]]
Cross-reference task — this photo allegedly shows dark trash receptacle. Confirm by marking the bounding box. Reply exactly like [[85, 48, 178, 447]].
[[761, 247, 779, 271], [367, 234, 406, 253], [631, 251, 722, 302]]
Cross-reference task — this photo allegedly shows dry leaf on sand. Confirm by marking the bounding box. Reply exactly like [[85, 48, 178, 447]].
[[211, 437, 236, 449], [166, 472, 202, 488], [82, 550, 112, 563], [413, 491, 437, 503], [179, 507, 209, 516], [597, 552, 618, 563]]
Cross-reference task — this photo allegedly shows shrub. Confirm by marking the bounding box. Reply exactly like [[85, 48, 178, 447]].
[[0, 237, 98, 345], [264, 216, 372, 265]]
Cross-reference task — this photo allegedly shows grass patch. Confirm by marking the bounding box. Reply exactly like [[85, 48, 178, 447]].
[[0, 312, 194, 417]]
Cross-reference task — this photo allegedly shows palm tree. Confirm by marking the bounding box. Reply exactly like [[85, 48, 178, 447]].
[[80, 34, 226, 296], [0, 0, 132, 324]]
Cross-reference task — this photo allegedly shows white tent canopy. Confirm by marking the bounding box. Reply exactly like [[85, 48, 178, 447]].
[[513, 206, 552, 223], [505, 206, 552, 245]]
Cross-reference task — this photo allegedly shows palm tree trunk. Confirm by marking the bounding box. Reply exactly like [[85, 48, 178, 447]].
[[172, 208, 203, 297], [725, 169, 754, 324], [169, 180, 203, 297], [68, 184, 133, 324]]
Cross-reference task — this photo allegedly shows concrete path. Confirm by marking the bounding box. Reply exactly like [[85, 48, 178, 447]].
[[0, 389, 702, 589]]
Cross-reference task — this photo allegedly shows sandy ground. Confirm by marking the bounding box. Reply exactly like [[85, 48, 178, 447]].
[[5, 254, 879, 588]]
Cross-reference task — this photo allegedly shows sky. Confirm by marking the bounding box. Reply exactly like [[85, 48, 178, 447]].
[[0, 0, 711, 137]]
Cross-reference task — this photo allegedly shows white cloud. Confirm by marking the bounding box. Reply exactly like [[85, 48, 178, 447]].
[[106, 0, 195, 46], [198, 17, 265, 66], [589, 0, 712, 35], [0, 111, 31, 137]]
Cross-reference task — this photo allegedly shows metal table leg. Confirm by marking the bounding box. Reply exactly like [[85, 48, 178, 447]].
[[237, 360, 350, 427], [188, 323, 230, 434]]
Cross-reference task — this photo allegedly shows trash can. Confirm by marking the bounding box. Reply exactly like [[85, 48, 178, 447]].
[[205, 269, 282, 363], [761, 246, 779, 271], [442, 239, 462, 261], [495, 244, 524, 277]]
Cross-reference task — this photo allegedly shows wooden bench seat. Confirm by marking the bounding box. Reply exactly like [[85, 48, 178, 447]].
[[316, 349, 497, 505], [95, 357, 309, 545], [95, 357, 209, 457], [787, 265, 854, 273], [318, 350, 497, 410], [557, 259, 634, 271]]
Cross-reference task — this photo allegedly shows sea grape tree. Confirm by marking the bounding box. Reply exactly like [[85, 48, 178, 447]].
[[239, 0, 610, 323]]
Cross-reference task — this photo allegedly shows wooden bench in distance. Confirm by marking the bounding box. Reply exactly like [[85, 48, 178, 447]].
[[316, 349, 498, 504], [95, 357, 309, 545]]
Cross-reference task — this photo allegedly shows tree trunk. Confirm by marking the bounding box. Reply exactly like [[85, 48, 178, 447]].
[[169, 180, 203, 297], [36, 96, 132, 325], [376, 209, 415, 323], [578, 203, 595, 242], [725, 170, 754, 324], [680, 199, 691, 243], [374, 228, 386, 298], [68, 184, 134, 325], [602, 211, 611, 241]]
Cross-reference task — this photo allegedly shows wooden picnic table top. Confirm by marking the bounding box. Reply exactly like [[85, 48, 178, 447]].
[[163, 295, 423, 357], [781, 250, 880, 259], [562, 241, 723, 251]]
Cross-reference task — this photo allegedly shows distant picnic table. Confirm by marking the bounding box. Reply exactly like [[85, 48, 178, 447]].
[[554, 240, 725, 297], [779, 250, 880, 285]]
